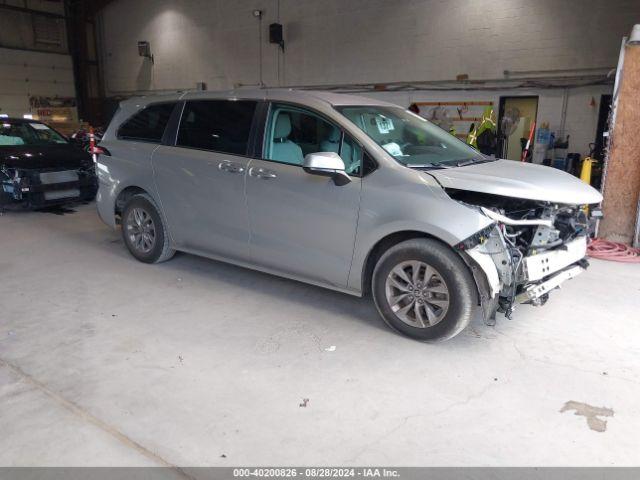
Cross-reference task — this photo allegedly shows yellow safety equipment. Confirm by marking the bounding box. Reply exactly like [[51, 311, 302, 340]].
[[467, 126, 478, 147], [580, 157, 595, 215], [580, 157, 593, 185], [467, 106, 496, 148]]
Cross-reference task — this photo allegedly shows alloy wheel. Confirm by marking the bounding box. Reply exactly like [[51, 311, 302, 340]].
[[125, 207, 156, 254], [384, 260, 450, 328]]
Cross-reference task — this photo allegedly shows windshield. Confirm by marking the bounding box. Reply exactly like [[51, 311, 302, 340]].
[[336, 105, 487, 168], [0, 121, 68, 146]]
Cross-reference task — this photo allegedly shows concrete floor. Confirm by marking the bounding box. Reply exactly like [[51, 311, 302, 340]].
[[1, 203, 639, 467]]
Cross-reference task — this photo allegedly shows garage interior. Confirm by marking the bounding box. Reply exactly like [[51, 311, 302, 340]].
[[2, 0, 640, 472]]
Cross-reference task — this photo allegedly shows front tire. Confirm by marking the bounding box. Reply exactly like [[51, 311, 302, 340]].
[[121, 193, 175, 264], [372, 238, 476, 341]]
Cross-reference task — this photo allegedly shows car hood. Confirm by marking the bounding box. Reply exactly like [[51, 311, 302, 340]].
[[426, 159, 603, 205], [0, 144, 92, 170]]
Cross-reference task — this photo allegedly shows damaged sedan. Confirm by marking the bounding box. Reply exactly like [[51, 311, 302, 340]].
[[1, 118, 97, 210], [96, 90, 602, 341]]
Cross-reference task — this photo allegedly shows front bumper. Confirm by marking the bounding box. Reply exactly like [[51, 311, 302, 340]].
[[466, 232, 589, 319], [521, 236, 587, 282], [516, 264, 586, 303], [1, 167, 97, 209]]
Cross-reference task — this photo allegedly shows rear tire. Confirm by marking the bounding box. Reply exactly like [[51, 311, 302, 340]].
[[372, 238, 476, 341], [121, 193, 175, 264]]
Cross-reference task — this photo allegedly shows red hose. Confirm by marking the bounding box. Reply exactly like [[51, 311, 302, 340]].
[[587, 238, 640, 263]]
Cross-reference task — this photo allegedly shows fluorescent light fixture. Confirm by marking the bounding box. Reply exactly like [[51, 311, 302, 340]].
[[23, 113, 33, 119], [0, 114, 8, 118]]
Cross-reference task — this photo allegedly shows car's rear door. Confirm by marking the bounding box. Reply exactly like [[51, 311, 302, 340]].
[[151, 99, 258, 262]]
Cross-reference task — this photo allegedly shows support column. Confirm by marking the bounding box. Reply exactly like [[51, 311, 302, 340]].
[[599, 44, 640, 244]]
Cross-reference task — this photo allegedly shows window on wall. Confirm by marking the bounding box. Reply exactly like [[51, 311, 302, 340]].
[[117, 103, 176, 143], [33, 15, 64, 46], [177, 100, 257, 155]]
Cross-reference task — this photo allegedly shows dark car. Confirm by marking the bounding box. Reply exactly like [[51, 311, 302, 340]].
[[0, 118, 97, 209]]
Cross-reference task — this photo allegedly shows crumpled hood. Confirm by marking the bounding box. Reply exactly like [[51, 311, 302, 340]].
[[427, 159, 603, 205]]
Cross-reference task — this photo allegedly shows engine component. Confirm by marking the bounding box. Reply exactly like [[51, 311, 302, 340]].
[[480, 207, 553, 227], [530, 225, 561, 249], [554, 208, 588, 241]]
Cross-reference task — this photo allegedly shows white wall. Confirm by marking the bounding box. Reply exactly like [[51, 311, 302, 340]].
[[98, 0, 640, 92], [96, 0, 637, 155]]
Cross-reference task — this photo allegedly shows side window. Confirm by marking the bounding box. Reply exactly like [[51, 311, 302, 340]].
[[265, 104, 361, 174], [177, 100, 257, 155], [264, 106, 329, 166], [117, 103, 175, 142]]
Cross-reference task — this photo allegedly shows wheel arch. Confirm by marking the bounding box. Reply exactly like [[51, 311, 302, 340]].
[[360, 230, 439, 296], [359, 229, 482, 305], [114, 186, 148, 221]]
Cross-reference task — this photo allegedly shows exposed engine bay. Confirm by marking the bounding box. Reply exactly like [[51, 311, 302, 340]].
[[447, 189, 594, 323]]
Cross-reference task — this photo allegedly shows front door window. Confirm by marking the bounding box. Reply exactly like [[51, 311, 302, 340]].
[[264, 105, 361, 175]]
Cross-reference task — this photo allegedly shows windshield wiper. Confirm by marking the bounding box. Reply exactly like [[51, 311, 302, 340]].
[[453, 157, 496, 167], [406, 162, 452, 170], [407, 156, 496, 169], [454, 159, 476, 167]]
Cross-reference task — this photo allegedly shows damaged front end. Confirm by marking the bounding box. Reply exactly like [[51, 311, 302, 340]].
[[1, 164, 97, 209], [449, 190, 596, 324]]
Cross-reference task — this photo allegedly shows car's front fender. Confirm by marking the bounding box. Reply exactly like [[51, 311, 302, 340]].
[[347, 168, 494, 293]]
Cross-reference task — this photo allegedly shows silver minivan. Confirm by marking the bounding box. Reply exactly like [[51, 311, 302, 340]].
[[96, 89, 602, 341]]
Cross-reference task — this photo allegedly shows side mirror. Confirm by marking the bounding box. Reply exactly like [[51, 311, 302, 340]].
[[303, 152, 351, 186]]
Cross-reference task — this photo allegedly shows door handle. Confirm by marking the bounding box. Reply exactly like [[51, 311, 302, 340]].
[[218, 161, 245, 174], [249, 167, 277, 179]]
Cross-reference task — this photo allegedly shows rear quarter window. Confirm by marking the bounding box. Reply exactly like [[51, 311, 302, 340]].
[[176, 100, 257, 155], [117, 102, 176, 143]]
